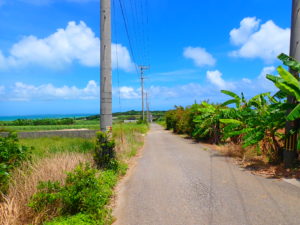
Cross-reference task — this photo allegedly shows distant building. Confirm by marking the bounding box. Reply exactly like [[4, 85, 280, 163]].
[[124, 120, 138, 123]]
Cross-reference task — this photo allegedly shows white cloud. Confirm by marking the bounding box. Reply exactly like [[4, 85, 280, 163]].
[[183, 47, 216, 67], [0, 21, 134, 71], [229, 18, 290, 63], [0, 85, 5, 94], [111, 44, 135, 72], [7, 80, 99, 101], [206, 70, 235, 90], [258, 66, 276, 79], [118, 86, 140, 99], [256, 66, 277, 90], [230, 17, 260, 45], [242, 78, 252, 84]]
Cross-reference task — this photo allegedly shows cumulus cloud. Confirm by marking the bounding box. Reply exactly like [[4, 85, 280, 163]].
[[118, 86, 140, 99], [258, 66, 276, 79], [183, 47, 216, 67], [206, 70, 235, 90], [111, 44, 135, 72], [6, 80, 99, 101], [230, 17, 260, 45], [0, 21, 134, 71], [229, 17, 290, 63]]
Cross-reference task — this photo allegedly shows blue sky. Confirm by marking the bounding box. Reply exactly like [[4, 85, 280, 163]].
[[0, 0, 292, 116]]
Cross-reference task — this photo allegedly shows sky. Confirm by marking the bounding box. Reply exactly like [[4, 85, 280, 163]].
[[0, 0, 292, 116]]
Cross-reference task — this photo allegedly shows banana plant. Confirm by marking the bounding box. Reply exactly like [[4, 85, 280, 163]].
[[193, 102, 230, 144], [266, 54, 300, 121], [220, 92, 286, 162], [221, 90, 247, 108]]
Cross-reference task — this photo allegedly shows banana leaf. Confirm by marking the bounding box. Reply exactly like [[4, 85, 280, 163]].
[[278, 53, 300, 72], [286, 104, 300, 121]]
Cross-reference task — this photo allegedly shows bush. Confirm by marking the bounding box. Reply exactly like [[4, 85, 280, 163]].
[[137, 118, 148, 125], [45, 214, 95, 225], [94, 132, 116, 169], [0, 132, 31, 193], [29, 163, 118, 224]]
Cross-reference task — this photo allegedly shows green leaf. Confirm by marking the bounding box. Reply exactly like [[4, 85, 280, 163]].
[[221, 90, 240, 100], [273, 90, 287, 99], [221, 99, 239, 107], [277, 66, 300, 96], [220, 119, 243, 125], [267, 73, 300, 101], [278, 53, 300, 72], [286, 104, 300, 121]]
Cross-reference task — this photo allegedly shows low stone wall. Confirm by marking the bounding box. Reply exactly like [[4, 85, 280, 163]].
[[0, 130, 97, 139]]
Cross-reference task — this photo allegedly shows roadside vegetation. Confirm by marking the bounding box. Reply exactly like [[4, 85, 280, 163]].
[[164, 53, 299, 168], [0, 123, 148, 225]]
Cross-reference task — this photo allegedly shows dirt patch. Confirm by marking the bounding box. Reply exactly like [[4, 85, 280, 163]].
[[200, 142, 300, 179]]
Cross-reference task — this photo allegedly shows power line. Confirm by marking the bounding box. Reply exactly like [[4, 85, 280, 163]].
[[117, 0, 139, 77], [112, 0, 122, 111]]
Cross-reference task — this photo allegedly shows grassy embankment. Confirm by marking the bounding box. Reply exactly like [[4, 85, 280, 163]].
[[0, 123, 148, 225]]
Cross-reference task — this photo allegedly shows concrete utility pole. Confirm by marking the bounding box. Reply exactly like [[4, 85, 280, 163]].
[[146, 92, 150, 122], [100, 0, 112, 132], [139, 65, 149, 121], [284, 0, 300, 167]]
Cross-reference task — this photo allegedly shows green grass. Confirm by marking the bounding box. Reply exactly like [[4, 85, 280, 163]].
[[45, 214, 95, 225], [20, 137, 96, 159], [18, 123, 148, 160], [156, 120, 166, 127]]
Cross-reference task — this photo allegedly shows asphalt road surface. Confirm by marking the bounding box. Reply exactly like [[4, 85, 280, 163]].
[[114, 124, 300, 225]]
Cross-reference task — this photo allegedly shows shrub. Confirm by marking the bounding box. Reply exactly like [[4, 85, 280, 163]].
[[29, 163, 118, 224], [45, 214, 95, 225], [28, 181, 62, 213], [94, 132, 116, 169], [0, 132, 31, 193]]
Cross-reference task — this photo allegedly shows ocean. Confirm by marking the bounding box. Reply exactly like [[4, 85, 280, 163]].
[[0, 114, 97, 121]]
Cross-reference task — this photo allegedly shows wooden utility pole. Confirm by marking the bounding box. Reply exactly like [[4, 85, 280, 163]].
[[139, 65, 149, 121], [284, 0, 300, 167], [100, 0, 112, 131]]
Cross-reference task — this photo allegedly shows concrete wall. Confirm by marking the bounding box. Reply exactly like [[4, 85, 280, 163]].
[[0, 130, 97, 139]]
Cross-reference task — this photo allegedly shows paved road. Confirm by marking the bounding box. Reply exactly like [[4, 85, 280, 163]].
[[114, 124, 300, 225]]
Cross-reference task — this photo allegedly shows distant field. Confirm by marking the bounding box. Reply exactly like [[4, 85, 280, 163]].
[[1, 120, 100, 132], [0, 110, 165, 132]]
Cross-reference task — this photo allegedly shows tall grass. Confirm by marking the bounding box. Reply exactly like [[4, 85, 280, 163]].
[[113, 124, 148, 159], [0, 153, 91, 225]]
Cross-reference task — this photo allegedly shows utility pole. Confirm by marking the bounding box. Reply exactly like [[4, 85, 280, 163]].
[[146, 92, 150, 122], [139, 65, 149, 121], [284, 0, 300, 167], [100, 0, 112, 132]]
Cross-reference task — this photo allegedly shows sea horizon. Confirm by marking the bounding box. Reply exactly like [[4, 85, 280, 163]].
[[0, 113, 98, 121]]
